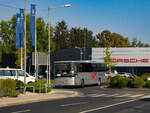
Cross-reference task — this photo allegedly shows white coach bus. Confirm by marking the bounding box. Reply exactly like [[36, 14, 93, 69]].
[[54, 61, 107, 87]]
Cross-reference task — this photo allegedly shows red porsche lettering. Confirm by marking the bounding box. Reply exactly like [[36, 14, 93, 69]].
[[112, 58, 149, 63]]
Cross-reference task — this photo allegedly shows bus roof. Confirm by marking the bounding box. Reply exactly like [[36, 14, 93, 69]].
[[0, 68, 22, 70], [54, 60, 105, 64]]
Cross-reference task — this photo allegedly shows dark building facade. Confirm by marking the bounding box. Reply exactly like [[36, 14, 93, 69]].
[[32, 48, 150, 76]]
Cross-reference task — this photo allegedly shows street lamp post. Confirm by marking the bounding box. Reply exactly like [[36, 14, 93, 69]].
[[24, 0, 27, 83], [47, 4, 71, 87]]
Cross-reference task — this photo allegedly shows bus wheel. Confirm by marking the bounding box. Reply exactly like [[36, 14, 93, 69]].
[[81, 80, 84, 88], [97, 79, 101, 86]]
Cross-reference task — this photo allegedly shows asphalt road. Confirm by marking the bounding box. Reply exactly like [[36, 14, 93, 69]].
[[1, 86, 150, 113]]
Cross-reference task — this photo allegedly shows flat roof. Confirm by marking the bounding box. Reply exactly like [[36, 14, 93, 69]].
[[54, 60, 105, 64]]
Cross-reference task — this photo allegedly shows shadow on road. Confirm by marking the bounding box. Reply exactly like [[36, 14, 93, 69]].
[[140, 98, 150, 101]]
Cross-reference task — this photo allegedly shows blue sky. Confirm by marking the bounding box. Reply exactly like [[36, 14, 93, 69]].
[[0, 0, 150, 43]]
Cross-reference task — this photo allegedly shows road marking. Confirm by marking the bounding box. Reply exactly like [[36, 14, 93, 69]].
[[79, 93, 147, 98], [116, 94, 131, 97], [90, 94, 107, 97], [61, 102, 88, 107], [104, 94, 120, 97], [129, 94, 144, 98], [79, 99, 137, 113], [11, 109, 31, 113]]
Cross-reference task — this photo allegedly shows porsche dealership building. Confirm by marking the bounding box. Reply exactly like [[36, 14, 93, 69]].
[[92, 48, 150, 75], [32, 48, 150, 76]]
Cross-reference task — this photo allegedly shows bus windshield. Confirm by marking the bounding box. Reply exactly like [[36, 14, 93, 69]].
[[55, 63, 74, 76]]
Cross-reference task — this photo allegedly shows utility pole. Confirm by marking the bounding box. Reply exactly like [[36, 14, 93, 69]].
[[48, 7, 51, 86]]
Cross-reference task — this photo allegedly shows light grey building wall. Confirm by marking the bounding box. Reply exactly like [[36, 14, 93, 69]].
[[92, 48, 150, 67]]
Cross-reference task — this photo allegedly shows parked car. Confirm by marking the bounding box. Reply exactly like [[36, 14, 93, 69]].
[[0, 68, 36, 84], [147, 77, 150, 81], [118, 72, 134, 78]]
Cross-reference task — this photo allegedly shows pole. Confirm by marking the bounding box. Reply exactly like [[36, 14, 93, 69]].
[[84, 30, 86, 60], [37, 52, 38, 79], [24, 0, 27, 83], [46, 55, 48, 86], [48, 7, 51, 86], [35, 5, 37, 81], [80, 48, 83, 60], [21, 48, 23, 70]]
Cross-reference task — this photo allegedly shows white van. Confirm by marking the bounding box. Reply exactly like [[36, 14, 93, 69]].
[[0, 68, 36, 84]]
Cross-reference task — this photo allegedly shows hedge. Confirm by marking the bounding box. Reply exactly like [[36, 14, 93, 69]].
[[16, 80, 24, 94], [141, 73, 150, 81], [25, 80, 52, 93], [117, 77, 131, 88], [0, 79, 17, 97], [130, 76, 144, 88], [145, 80, 150, 88], [110, 76, 131, 88]]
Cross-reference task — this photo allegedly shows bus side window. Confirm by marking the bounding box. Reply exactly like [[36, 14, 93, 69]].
[[78, 64, 83, 72], [87, 63, 93, 72], [92, 64, 96, 72], [74, 64, 78, 74], [82, 63, 93, 72], [0, 70, 4, 76]]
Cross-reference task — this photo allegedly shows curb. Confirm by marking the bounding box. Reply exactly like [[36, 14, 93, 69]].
[[0, 90, 79, 108]]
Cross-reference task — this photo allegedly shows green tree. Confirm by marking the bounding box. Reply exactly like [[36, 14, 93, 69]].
[[37, 17, 55, 52], [15, 14, 55, 67], [0, 13, 55, 67], [96, 30, 111, 47], [53, 20, 69, 50], [144, 43, 150, 47], [96, 30, 130, 47], [69, 27, 84, 48], [131, 38, 138, 47], [111, 33, 130, 47], [0, 44, 2, 67], [0, 15, 16, 54], [137, 41, 144, 47], [15, 50, 21, 68], [69, 27, 98, 48], [104, 46, 116, 72]]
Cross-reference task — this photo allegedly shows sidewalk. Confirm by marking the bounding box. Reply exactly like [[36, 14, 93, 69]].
[[0, 89, 79, 108]]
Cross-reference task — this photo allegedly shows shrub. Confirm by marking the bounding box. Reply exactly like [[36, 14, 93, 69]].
[[25, 80, 52, 93], [0, 79, 17, 97], [16, 80, 24, 93], [109, 76, 131, 88], [141, 73, 150, 81], [106, 77, 111, 87], [145, 80, 150, 88], [117, 77, 131, 88], [110, 76, 120, 88], [130, 76, 144, 88]]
